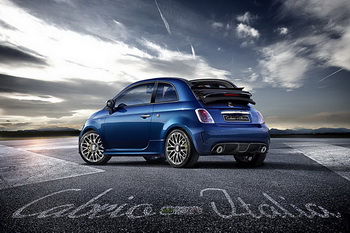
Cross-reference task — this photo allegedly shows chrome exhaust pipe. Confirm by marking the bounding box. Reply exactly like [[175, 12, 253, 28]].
[[260, 146, 267, 153], [216, 145, 224, 154]]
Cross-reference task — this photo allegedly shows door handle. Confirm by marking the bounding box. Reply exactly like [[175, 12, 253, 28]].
[[140, 114, 151, 119]]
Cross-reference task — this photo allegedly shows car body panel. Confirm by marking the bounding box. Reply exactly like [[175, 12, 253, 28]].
[[103, 104, 153, 150]]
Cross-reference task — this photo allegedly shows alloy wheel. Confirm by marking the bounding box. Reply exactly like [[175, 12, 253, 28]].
[[166, 131, 189, 165], [80, 132, 105, 163]]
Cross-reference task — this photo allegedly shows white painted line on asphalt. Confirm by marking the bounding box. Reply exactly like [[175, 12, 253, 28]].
[[285, 142, 350, 181], [18, 145, 77, 151], [269, 148, 300, 154], [0, 145, 104, 190]]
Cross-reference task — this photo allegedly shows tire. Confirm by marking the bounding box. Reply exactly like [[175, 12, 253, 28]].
[[165, 129, 199, 168], [234, 152, 266, 167], [79, 130, 111, 165], [143, 156, 165, 164]]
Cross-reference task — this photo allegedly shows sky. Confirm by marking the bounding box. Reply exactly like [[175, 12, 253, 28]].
[[0, 0, 349, 131]]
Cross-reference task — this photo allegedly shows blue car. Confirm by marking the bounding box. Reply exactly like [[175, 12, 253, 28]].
[[79, 78, 269, 168]]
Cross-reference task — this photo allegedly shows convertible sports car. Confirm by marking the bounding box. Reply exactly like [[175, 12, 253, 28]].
[[79, 77, 270, 168]]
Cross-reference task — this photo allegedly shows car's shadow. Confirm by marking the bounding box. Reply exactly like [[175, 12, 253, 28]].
[[88, 159, 328, 171], [103, 160, 169, 168]]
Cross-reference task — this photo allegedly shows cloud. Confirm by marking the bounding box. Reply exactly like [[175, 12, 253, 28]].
[[241, 67, 259, 84], [112, 20, 130, 40], [258, 0, 350, 89], [258, 31, 350, 88], [0, 19, 17, 30], [318, 28, 350, 71], [0, 0, 151, 82], [282, 0, 350, 22], [281, 0, 350, 71], [236, 23, 260, 39], [0, 45, 47, 65], [0, 93, 63, 104], [52, 0, 72, 4], [210, 21, 224, 29], [276, 27, 288, 35], [0, 72, 130, 130], [0, 73, 124, 118], [0, 111, 93, 131], [248, 73, 259, 82], [236, 12, 256, 25], [299, 111, 350, 125], [0, 0, 230, 85], [141, 41, 230, 78], [235, 23, 260, 47], [0, 122, 31, 131], [259, 41, 310, 89]]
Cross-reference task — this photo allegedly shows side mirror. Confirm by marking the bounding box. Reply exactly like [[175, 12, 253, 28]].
[[116, 103, 127, 109], [106, 99, 115, 114]]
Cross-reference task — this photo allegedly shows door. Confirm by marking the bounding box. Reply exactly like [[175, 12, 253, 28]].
[[103, 82, 155, 149]]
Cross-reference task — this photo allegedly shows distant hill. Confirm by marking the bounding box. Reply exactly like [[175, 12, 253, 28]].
[[269, 128, 350, 134], [269, 128, 350, 138], [0, 129, 80, 138]]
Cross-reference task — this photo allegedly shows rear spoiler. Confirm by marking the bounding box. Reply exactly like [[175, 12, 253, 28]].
[[191, 87, 256, 105]]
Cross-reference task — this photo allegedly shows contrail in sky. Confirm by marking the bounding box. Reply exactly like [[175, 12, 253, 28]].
[[319, 68, 343, 82], [155, 0, 172, 35], [191, 44, 196, 59]]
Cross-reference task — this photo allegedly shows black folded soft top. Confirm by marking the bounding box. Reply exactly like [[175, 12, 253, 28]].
[[190, 79, 255, 105]]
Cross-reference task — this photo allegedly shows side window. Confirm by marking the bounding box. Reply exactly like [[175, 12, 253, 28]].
[[115, 83, 154, 107], [155, 83, 178, 103]]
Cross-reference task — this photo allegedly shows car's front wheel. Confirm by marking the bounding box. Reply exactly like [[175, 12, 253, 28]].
[[165, 129, 199, 168], [233, 153, 266, 167], [79, 130, 111, 165]]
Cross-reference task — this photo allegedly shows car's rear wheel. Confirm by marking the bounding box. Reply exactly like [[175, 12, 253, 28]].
[[233, 152, 266, 167], [165, 129, 199, 168], [79, 130, 111, 165], [143, 156, 165, 164]]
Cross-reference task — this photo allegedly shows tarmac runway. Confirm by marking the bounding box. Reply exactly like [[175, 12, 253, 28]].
[[0, 137, 349, 232]]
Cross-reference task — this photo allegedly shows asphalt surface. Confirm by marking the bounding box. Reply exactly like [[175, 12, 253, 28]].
[[0, 137, 349, 233]]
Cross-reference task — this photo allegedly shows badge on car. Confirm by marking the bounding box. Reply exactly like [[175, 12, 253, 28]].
[[223, 114, 250, 122]]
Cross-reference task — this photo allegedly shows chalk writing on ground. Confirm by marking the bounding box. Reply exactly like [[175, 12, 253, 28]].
[[12, 188, 341, 219]]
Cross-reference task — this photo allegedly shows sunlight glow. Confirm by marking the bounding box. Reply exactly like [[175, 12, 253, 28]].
[[0, 93, 64, 103]]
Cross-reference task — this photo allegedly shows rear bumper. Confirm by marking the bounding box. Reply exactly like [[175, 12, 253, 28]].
[[211, 142, 268, 155], [190, 123, 270, 155]]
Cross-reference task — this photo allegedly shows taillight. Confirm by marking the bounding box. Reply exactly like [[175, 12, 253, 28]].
[[195, 109, 215, 123], [257, 111, 265, 124]]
